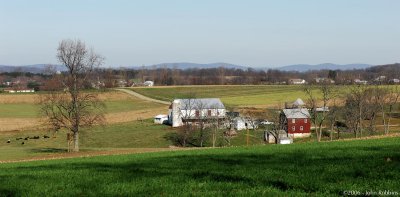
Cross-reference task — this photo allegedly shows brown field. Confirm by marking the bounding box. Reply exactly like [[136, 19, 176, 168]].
[[0, 118, 41, 132], [0, 91, 136, 104], [0, 94, 38, 104], [0, 90, 167, 132]]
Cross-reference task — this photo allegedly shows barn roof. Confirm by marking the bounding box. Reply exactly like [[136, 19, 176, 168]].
[[174, 98, 225, 109], [282, 108, 310, 119]]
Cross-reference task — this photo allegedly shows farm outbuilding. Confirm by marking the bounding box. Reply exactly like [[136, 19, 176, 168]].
[[154, 114, 168, 124], [233, 117, 258, 131], [3, 88, 35, 93], [143, 81, 154, 86], [280, 108, 311, 138]]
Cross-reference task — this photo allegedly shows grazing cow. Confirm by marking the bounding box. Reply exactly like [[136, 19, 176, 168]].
[[7, 139, 11, 143], [21, 142, 25, 145]]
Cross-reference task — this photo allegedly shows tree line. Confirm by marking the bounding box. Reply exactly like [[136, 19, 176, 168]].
[[97, 63, 400, 86]]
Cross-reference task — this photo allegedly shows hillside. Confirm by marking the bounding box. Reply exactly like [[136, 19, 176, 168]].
[[0, 64, 66, 73], [131, 62, 250, 70], [0, 138, 399, 196]]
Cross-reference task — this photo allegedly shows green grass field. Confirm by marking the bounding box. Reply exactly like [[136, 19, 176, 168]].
[[0, 137, 399, 196], [131, 85, 315, 107], [0, 103, 39, 118], [0, 118, 273, 161]]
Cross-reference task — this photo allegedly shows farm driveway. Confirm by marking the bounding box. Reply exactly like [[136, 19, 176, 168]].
[[115, 88, 170, 105]]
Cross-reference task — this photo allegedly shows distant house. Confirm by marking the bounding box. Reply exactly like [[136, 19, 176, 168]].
[[168, 98, 226, 127], [315, 78, 335, 84], [154, 114, 168, 124], [354, 79, 368, 85], [3, 88, 35, 93], [389, 79, 400, 84], [280, 108, 311, 138], [288, 79, 306, 85], [374, 76, 386, 82], [143, 81, 154, 86]]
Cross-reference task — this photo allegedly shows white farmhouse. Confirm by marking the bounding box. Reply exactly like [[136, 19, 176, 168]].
[[289, 79, 306, 85], [168, 98, 226, 127]]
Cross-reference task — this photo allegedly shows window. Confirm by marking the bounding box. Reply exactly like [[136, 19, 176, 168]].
[[292, 126, 296, 131], [208, 110, 212, 116], [300, 126, 304, 131], [292, 119, 295, 123], [304, 119, 308, 123], [195, 110, 200, 117]]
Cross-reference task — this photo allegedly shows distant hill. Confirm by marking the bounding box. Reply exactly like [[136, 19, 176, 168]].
[[131, 62, 250, 70], [0, 64, 66, 73], [0, 62, 376, 73], [276, 63, 372, 72]]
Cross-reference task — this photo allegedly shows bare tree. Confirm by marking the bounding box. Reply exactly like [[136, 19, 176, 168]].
[[40, 39, 105, 152], [326, 98, 340, 141], [344, 85, 368, 138], [193, 100, 210, 147], [175, 94, 198, 147], [304, 83, 335, 142], [385, 86, 400, 134], [264, 107, 282, 144]]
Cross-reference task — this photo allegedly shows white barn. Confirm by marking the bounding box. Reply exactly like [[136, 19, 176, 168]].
[[168, 98, 226, 127]]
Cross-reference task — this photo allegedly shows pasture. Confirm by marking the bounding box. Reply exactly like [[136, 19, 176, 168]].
[[0, 118, 272, 161], [0, 138, 399, 196]]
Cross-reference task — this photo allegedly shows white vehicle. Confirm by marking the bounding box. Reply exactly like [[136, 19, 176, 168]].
[[260, 120, 274, 125]]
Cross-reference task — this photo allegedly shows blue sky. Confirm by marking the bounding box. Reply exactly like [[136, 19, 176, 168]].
[[0, 0, 399, 67]]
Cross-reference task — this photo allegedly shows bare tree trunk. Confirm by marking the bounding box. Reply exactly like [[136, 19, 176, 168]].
[[386, 108, 392, 135], [359, 104, 362, 138], [318, 124, 323, 142], [73, 131, 79, 152]]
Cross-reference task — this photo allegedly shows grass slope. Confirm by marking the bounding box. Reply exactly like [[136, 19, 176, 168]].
[[0, 120, 174, 161], [0, 138, 399, 196]]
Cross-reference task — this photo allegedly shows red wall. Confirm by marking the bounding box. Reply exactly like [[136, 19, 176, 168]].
[[287, 118, 311, 134]]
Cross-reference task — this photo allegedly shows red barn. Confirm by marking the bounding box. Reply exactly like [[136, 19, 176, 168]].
[[280, 108, 311, 138]]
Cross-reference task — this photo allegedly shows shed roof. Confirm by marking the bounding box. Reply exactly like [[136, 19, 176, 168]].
[[174, 98, 225, 109], [292, 98, 305, 107], [282, 108, 310, 119]]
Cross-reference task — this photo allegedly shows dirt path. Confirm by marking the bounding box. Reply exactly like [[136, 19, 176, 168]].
[[115, 88, 170, 105], [0, 147, 196, 164]]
